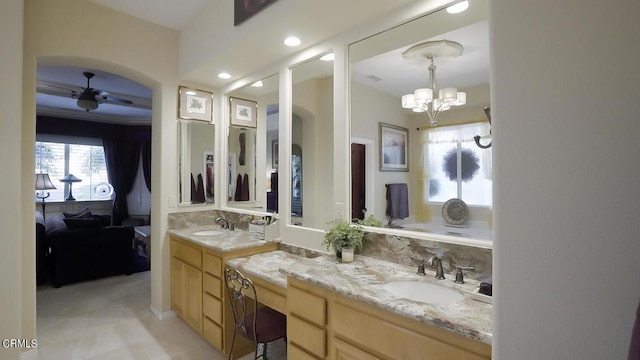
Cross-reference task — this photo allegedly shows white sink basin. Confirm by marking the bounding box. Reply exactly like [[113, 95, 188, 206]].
[[192, 230, 224, 236], [383, 281, 464, 305]]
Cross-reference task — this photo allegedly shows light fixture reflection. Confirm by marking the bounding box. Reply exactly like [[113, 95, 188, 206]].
[[446, 1, 469, 14], [251, 81, 263, 87]]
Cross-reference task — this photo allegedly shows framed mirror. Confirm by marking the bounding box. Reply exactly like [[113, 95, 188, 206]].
[[349, 0, 492, 242], [178, 120, 215, 205], [290, 52, 335, 229], [225, 73, 279, 213]]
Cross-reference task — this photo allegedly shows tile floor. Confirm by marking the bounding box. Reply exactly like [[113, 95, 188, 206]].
[[36, 272, 267, 360]]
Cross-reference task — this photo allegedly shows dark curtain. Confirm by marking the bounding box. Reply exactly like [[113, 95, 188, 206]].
[[103, 139, 141, 225], [142, 141, 151, 192]]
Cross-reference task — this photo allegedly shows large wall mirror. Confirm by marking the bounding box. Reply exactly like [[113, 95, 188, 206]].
[[225, 73, 279, 213], [349, 0, 492, 242], [178, 120, 215, 205], [290, 52, 335, 230]]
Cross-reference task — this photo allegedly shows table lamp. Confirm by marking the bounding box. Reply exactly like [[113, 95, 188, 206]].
[[59, 174, 82, 201], [35, 173, 56, 217]]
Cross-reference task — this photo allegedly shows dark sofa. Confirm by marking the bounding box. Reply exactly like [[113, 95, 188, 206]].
[[44, 212, 134, 288], [35, 211, 47, 285]]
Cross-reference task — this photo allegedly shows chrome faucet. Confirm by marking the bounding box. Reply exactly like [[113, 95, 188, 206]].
[[427, 256, 446, 280], [216, 217, 231, 230]]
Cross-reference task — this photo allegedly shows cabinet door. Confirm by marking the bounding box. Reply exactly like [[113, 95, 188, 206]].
[[332, 338, 381, 360], [184, 262, 203, 332], [171, 257, 185, 317]]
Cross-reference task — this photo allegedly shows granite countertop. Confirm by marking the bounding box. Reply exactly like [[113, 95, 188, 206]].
[[226, 250, 492, 345], [168, 226, 269, 253]]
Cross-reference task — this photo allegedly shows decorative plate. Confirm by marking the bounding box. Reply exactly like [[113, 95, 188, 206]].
[[442, 198, 468, 225]]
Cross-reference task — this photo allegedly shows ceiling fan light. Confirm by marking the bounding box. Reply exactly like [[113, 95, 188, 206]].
[[412, 106, 426, 113], [77, 98, 98, 111]]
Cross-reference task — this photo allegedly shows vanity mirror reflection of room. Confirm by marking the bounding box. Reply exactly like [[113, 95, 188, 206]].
[[349, 0, 492, 242], [225, 73, 279, 213], [291, 52, 335, 230]]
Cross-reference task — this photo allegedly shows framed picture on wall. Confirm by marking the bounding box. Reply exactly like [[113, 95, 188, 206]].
[[229, 97, 257, 128], [178, 87, 213, 122], [379, 122, 409, 172]]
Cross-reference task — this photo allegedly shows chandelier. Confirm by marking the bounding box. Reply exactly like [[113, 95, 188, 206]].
[[401, 40, 466, 126]]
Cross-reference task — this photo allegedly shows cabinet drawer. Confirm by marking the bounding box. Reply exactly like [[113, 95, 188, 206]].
[[288, 343, 320, 360], [203, 252, 222, 277], [203, 273, 222, 298], [332, 337, 382, 360], [203, 292, 223, 325], [172, 240, 202, 269], [288, 285, 325, 326], [332, 302, 487, 360], [203, 317, 223, 351], [288, 315, 326, 358]]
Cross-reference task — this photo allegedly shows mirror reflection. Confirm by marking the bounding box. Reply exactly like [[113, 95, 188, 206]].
[[291, 52, 334, 229], [225, 73, 279, 212], [349, 0, 492, 240], [178, 120, 215, 205]]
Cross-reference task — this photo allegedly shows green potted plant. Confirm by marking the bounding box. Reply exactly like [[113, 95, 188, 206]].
[[322, 219, 365, 262]]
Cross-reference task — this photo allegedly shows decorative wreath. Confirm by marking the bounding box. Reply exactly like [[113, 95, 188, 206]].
[[442, 148, 480, 182]]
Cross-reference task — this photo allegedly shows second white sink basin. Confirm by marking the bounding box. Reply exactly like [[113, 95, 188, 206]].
[[192, 230, 224, 236], [383, 281, 464, 305]]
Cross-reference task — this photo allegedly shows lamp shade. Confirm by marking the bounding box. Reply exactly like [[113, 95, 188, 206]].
[[59, 174, 82, 183], [35, 174, 56, 190]]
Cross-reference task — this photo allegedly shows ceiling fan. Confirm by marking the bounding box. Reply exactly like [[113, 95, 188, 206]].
[[72, 71, 133, 112]]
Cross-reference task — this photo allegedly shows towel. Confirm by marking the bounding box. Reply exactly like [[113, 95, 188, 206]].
[[194, 174, 206, 203], [385, 183, 409, 220], [234, 174, 243, 201], [190, 173, 197, 202], [479, 276, 492, 296], [240, 173, 250, 201]]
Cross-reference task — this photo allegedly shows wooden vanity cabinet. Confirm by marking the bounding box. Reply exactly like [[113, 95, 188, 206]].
[[170, 239, 202, 332], [286, 276, 491, 360], [169, 235, 277, 358]]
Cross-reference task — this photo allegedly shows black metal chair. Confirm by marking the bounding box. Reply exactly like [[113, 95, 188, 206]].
[[225, 268, 287, 360]]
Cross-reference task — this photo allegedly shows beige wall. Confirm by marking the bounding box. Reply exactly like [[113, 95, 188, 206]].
[[1, 1, 24, 359], [21, 0, 180, 352], [492, 0, 640, 358]]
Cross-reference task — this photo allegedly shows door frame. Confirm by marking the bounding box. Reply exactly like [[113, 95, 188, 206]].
[[351, 137, 375, 219]]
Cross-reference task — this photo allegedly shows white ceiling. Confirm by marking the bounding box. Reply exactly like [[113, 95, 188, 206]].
[[36, 0, 489, 124]]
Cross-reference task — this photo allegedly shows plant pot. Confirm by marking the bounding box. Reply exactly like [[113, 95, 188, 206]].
[[341, 247, 354, 263]]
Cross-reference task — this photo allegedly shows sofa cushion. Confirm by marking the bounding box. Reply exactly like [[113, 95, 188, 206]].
[[63, 218, 103, 230], [45, 214, 68, 234], [63, 208, 92, 218]]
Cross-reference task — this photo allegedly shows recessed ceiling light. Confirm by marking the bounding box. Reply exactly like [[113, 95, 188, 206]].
[[446, 1, 469, 14], [218, 72, 231, 79], [251, 81, 263, 87], [284, 36, 301, 47], [320, 53, 335, 62], [185, 90, 197, 95]]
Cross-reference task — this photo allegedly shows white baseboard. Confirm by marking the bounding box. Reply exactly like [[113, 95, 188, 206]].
[[149, 304, 175, 320], [21, 348, 38, 360]]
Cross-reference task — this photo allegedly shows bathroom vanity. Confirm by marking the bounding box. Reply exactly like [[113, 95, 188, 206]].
[[168, 227, 278, 357]]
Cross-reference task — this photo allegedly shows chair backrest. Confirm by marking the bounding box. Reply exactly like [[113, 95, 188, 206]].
[[225, 268, 258, 344]]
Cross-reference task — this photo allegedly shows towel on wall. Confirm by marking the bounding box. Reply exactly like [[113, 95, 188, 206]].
[[385, 183, 409, 220], [234, 174, 243, 201], [194, 174, 206, 203], [190, 173, 197, 202], [240, 173, 250, 201]]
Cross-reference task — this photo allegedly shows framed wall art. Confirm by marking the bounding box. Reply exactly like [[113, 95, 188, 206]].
[[229, 97, 257, 128], [178, 87, 213, 122], [379, 122, 409, 171]]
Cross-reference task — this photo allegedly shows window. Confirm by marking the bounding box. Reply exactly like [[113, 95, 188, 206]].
[[35, 139, 109, 201], [425, 122, 492, 207]]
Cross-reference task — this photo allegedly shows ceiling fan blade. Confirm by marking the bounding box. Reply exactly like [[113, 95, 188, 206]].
[[100, 95, 133, 105]]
